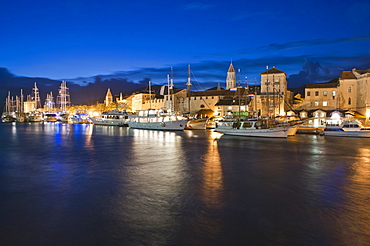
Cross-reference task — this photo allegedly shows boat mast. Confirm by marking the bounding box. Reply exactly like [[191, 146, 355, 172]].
[[186, 65, 192, 114], [57, 81, 71, 112], [169, 67, 174, 112], [149, 80, 152, 109], [32, 82, 41, 110]]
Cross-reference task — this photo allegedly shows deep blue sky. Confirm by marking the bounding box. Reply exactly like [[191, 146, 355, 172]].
[[1, 0, 370, 89]]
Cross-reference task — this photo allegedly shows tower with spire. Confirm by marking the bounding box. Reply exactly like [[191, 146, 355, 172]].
[[105, 88, 113, 107], [226, 62, 236, 90]]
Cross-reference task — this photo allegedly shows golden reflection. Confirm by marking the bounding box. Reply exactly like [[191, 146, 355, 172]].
[[200, 132, 224, 209], [343, 146, 370, 243]]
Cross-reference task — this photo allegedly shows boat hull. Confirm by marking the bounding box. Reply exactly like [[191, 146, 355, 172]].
[[91, 118, 128, 126], [324, 130, 370, 138], [128, 120, 187, 131], [215, 127, 290, 138]]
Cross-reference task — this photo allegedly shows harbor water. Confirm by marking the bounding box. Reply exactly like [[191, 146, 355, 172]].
[[0, 123, 369, 245]]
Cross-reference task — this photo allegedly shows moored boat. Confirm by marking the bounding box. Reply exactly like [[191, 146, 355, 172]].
[[71, 110, 91, 124], [215, 118, 294, 138], [128, 109, 188, 131], [44, 112, 58, 122], [185, 118, 207, 130], [91, 110, 129, 126], [324, 119, 370, 137]]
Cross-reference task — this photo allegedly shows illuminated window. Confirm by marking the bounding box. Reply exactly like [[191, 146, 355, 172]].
[[332, 91, 336, 96], [314, 101, 319, 106], [323, 91, 327, 96], [323, 101, 328, 106]]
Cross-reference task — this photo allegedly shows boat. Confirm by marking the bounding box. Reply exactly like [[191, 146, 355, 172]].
[[324, 119, 370, 137], [128, 109, 188, 130], [185, 118, 207, 130], [127, 76, 188, 131], [70, 110, 91, 124], [215, 118, 295, 138], [58, 112, 72, 123], [1, 114, 16, 123], [91, 110, 129, 126], [205, 117, 216, 129], [44, 112, 58, 122]]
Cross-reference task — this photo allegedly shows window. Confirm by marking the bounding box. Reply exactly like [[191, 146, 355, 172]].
[[323, 91, 327, 96], [332, 91, 336, 96], [307, 91, 311, 97], [315, 91, 319, 96], [348, 97, 351, 105], [348, 86, 352, 93], [314, 102, 319, 106], [200, 104, 205, 108], [323, 101, 328, 106]]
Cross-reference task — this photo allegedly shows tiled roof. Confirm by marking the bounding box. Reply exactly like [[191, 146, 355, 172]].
[[260, 68, 286, 75], [305, 78, 339, 88], [340, 71, 356, 79]]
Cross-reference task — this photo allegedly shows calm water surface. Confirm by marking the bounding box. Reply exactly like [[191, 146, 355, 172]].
[[0, 123, 369, 245]]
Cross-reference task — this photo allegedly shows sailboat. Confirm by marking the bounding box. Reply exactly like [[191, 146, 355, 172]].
[[1, 92, 16, 122], [127, 74, 188, 131], [26, 83, 43, 122], [184, 65, 208, 130]]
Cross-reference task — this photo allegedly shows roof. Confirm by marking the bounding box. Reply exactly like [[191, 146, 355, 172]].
[[340, 71, 356, 79], [305, 78, 339, 88], [260, 68, 286, 75], [228, 62, 235, 73]]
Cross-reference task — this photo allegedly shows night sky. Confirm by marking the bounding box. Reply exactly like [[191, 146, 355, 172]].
[[1, 0, 370, 98]]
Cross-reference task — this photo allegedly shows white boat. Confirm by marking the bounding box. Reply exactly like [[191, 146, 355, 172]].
[[205, 117, 216, 129], [324, 119, 370, 137], [91, 110, 129, 126], [128, 109, 188, 131], [185, 118, 207, 130], [71, 110, 91, 124], [58, 112, 72, 123], [215, 118, 294, 138]]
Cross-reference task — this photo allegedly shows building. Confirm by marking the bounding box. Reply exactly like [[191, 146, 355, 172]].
[[303, 68, 370, 121], [259, 68, 293, 117]]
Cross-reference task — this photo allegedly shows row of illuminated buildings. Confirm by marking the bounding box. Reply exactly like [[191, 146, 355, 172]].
[[104, 63, 370, 126]]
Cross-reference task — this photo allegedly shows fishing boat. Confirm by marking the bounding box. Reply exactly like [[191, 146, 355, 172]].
[[91, 110, 129, 126], [324, 119, 370, 137], [128, 109, 188, 130], [215, 118, 295, 138]]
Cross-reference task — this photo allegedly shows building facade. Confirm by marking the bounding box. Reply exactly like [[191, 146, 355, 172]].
[[303, 68, 370, 120]]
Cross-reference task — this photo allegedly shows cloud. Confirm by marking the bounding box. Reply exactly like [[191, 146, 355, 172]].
[[257, 36, 370, 53]]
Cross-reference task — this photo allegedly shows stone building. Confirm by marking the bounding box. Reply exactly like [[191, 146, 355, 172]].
[[303, 68, 370, 120]]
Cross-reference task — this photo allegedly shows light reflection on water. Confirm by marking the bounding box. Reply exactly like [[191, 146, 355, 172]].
[[1, 124, 370, 245]]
